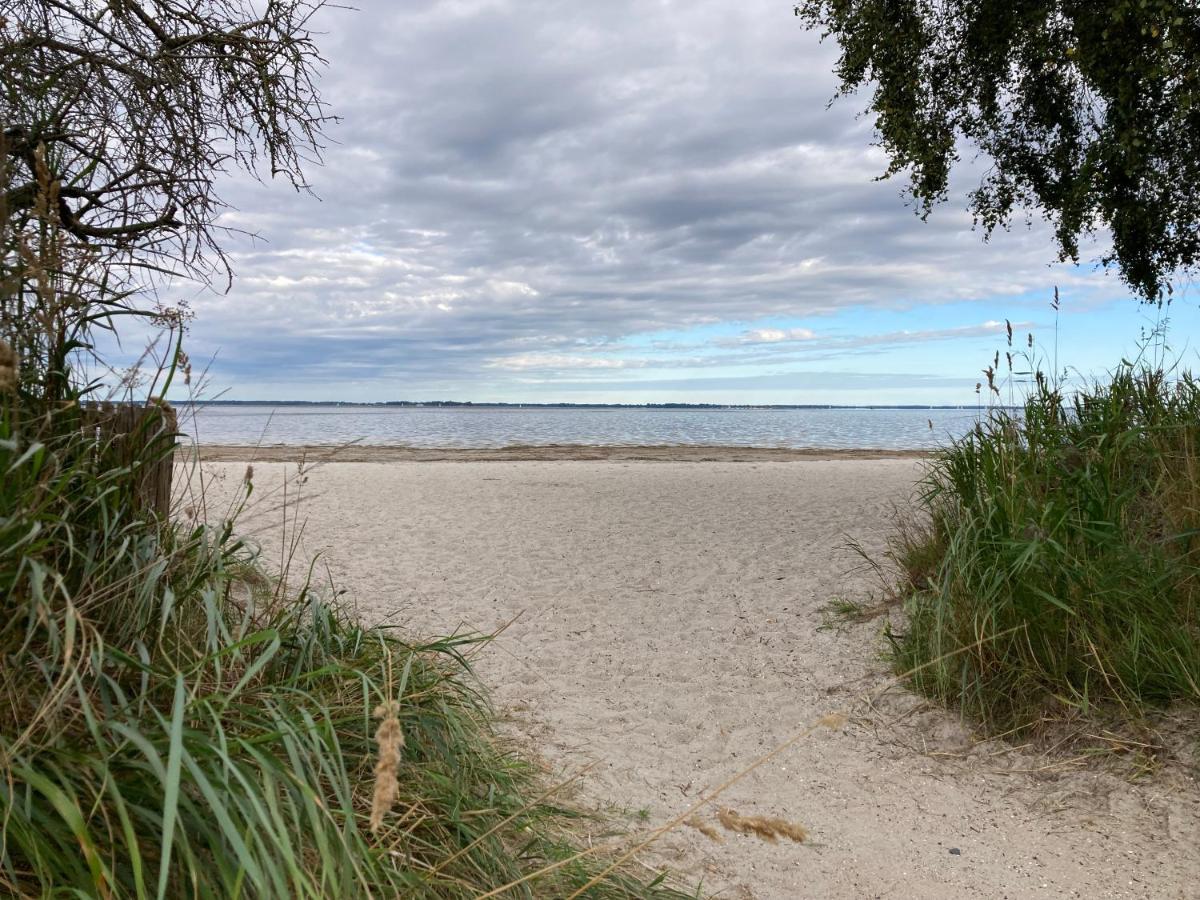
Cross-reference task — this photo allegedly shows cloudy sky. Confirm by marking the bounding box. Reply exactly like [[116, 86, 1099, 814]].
[[161, 0, 1197, 404]]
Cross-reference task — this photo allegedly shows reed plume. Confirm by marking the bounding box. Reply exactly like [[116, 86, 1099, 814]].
[[683, 815, 723, 843], [370, 699, 405, 835], [716, 808, 808, 844]]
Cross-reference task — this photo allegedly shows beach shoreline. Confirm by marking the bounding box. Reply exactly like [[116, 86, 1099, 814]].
[[189, 443, 932, 463]]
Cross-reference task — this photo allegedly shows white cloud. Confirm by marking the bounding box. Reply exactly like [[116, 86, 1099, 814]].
[[488, 353, 639, 370], [730, 327, 817, 344]]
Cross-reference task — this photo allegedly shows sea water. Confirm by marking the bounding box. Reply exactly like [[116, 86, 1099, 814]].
[[186, 404, 982, 450]]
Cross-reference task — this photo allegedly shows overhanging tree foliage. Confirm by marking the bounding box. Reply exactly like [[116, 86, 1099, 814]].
[[796, 1, 1200, 301], [1, 0, 333, 286]]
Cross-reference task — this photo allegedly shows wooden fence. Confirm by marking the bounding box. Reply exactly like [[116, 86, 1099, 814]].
[[81, 401, 178, 519]]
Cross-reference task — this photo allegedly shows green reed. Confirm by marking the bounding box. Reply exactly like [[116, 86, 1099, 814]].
[[889, 363, 1200, 732]]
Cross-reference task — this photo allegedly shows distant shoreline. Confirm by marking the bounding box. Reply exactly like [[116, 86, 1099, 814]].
[[190, 400, 990, 410], [188, 444, 932, 463]]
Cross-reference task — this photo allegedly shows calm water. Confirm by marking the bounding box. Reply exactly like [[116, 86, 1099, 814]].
[[185, 405, 980, 450]]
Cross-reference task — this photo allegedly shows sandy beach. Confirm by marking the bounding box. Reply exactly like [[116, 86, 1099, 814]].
[[190, 451, 1199, 899]]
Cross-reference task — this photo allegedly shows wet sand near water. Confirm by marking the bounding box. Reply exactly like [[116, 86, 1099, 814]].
[[193, 443, 930, 463]]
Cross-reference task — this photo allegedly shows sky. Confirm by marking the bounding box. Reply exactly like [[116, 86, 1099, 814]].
[[145, 0, 1200, 405]]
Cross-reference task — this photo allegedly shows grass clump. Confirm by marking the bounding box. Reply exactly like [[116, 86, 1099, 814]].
[[0, 395, 691, 897], [889, 363, 1200, 733]]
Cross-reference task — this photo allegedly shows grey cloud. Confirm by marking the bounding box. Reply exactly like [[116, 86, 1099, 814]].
[[158, 0, 1124, 398]]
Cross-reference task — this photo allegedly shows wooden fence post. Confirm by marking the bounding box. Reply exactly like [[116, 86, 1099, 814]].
[[81, 401, 178, 519]]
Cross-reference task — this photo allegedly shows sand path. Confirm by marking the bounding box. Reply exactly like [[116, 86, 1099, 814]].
[[194, 457, 1199, 898]]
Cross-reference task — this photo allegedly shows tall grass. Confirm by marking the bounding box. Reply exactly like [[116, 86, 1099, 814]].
[[0, 388, 694, 897], [889, 361, 1200, 732]]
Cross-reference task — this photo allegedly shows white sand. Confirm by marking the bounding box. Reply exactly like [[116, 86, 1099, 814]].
[[194, 456, 1199, 899]]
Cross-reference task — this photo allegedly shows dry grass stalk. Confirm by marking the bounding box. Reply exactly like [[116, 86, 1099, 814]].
[[0, 338, 15, 392], [818, 712, 848, 730], [369, 699, 405, 835], [683, 815, 723, 843], [497, 634, 1046, 900], [716, 808, 808, 844], [528, 711, 837, 900]]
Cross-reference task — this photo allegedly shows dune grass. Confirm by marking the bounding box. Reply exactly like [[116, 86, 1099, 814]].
[[887, 363, 1200, 733], [0, 388, 692, 898]]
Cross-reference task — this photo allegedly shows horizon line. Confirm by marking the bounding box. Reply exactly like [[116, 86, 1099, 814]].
[[192, 399, 998, 410]]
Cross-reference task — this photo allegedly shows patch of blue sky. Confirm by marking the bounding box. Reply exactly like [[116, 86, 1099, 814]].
[[496, 283, 1200, 405], [597, 287, 1196, 368]]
